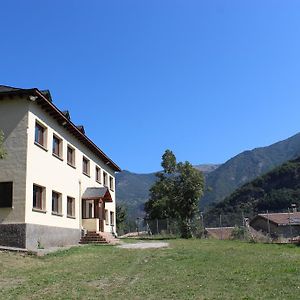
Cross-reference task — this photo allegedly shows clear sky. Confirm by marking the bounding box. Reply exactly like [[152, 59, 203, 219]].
[[1, 1, 300, 173]]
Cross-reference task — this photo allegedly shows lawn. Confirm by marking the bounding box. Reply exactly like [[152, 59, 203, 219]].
[[0, 239, 299, 299]]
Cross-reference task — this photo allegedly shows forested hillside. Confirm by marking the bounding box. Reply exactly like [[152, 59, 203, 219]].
[[204, 157, 300, 227]]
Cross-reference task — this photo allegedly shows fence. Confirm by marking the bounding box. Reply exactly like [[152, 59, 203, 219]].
[[120, 207, 300, 243]]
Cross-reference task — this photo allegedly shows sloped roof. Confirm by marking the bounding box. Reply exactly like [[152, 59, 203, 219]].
[[0, 85, 121, 172], [0, 85, 23, 92], [82, 187, 112, 202], [251, 212, 300, 226]]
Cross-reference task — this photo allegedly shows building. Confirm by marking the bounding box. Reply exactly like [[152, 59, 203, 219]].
[[205, 227, 235, 240], [0, 85, 121, 250], [250, 211, 300, 239]]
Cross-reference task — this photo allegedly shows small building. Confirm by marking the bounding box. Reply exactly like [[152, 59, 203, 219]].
[[0, 85, 121, 250], [250, 212, 300, 239], [205, 227, 235, 240]]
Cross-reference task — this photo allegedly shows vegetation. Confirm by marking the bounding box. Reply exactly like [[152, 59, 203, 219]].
[[0, 129, 6, 159], [116, 133, 300, 220], [116, 204, 127, 235], [145, 150, 204, 238], [0, 239, 300, 299], [205, 157, 300, 227], [202, 132, 300, 208], [116, 170, 156, 218]]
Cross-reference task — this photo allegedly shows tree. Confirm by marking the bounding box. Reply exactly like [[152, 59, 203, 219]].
[[116, 204, 127, 234], [145, 150, 205, 238], [145, 150, 177, 220], [0, 130, 6, 159]]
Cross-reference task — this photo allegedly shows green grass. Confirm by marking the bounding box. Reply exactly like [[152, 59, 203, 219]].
[[0, 240, 300, 299]]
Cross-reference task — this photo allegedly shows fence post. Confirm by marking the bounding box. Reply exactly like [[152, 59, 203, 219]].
[[200, 212, 204, 238], [288, 208, 292, 240], [219, 214, 223, 240], [167, 218, 169, 234], [267, 210, 271, 238], [242, 211, 245, 240], [156, 219, 159, 235]]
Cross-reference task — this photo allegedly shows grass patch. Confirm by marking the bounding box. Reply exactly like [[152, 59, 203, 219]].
[[0, 240, 299, 299]]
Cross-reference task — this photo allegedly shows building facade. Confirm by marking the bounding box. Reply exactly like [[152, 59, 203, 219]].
[[250, 211, 300, 240], [0, 85, 121, 250]]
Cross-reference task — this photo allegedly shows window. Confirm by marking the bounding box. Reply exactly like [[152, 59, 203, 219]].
[[109, 176, 114, 191], [52, 135, 63, 158], [67, 196, 75, 218], [105, 209, 109, 225], [110, 211, 114, 226], [52, 191, 62, 215], [0, 182, 13, 208], [67, 145, 75, 167], [33, 184, 45, 211], [96, 166, 101, 183], [82, 157, 90, 176], [35, 121, 47, 148], [103, 171, 108, 186]]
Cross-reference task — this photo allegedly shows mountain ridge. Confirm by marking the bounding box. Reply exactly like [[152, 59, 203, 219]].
[[116, 132, 300, 219]]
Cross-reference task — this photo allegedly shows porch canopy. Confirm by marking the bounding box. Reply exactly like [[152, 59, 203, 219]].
[[82, 187, 112, 202]]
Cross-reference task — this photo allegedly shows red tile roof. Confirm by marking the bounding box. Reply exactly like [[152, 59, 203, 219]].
[[251, 212, 300, 226]]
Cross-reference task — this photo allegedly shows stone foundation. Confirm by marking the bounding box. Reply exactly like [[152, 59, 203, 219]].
[[26, 224, 81, 250], [0, 223, 81, 250], [0, 224, 26, 248]]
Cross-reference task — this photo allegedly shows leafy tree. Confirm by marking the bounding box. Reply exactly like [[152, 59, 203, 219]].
[[161, 149, 176, 174], [116, 204, 127, 234], [174, 162, 205, 238], [0, 130, 6, 159], [145, 150, 205, 238]]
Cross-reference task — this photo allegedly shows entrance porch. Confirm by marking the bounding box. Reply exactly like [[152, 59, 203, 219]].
[[81, 187, 112, 233]]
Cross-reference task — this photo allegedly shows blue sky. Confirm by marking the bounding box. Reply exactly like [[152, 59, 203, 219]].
[[1, 1, 300, 173]]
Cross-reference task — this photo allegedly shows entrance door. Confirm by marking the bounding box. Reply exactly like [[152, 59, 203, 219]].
[[98, 202, 104, 232]]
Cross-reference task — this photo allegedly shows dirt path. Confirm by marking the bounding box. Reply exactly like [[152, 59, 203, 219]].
[[118, 242, 169, 249]]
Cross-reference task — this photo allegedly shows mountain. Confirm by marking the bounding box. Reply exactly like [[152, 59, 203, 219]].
[[116, 132, 300, 219], [116, 164, 220, 218], [204, 157, 300, 227], [116, 170, 156, 218], [202, 132, 300, 208]]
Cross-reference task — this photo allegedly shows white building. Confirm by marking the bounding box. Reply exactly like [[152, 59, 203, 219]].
[[0, 85, 121, 250]]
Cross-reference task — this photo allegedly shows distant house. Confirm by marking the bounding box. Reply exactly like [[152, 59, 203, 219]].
[[0, 85, 121, 250], [250, 211, 300, 239]]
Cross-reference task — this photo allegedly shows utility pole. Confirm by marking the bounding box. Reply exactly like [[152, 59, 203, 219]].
[[267, 210, 271, 238], [288, 208, 293, 239], [219, 214, 223, 240], [242, 211, 245, 240], [200, 212, 205, 238]]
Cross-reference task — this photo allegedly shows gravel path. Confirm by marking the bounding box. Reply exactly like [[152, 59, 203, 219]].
[[118, 242, 169, 249]]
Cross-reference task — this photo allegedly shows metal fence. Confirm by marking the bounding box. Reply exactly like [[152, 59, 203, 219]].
[[119, 207, 300, 243]]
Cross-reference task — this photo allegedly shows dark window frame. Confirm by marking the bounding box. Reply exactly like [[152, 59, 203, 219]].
[[67, 145, 75, 167], [67, 196, 75, 218], [109, 176, 114, 191], [0, 182, 13, 208], [103, 171, 108, 186], [33, 184, 45, 211], [52, 191, 62, 215], [82, 156, 90, 176], [35, 121, 47, 148], [110, 211, 114, 226], [52, 134, 63, 159], [96, 166, 101, 183]]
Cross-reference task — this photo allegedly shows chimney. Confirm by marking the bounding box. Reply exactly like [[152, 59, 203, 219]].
[[291, 204, 297, 213]]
